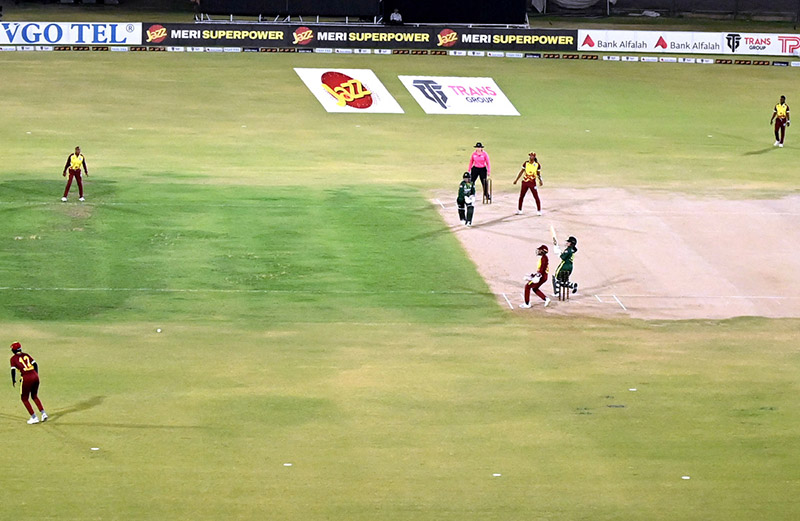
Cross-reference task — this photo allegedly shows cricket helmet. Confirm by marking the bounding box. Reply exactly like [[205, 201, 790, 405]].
[[10, 342, 21, 352], [463, 172, 471, 179], [567, 236, 577, 246], [537, 244, 549, 253]]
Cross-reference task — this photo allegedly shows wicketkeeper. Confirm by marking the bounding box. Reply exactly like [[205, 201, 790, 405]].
[[520, 244, 551, 308], [457, 172, 476, 227]]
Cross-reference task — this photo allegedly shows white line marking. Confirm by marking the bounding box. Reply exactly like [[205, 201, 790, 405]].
[[434, 198, 445, 209], [501, 293, 514, 309], [595, 294, 603, 303], [0, 286, 484, 296], [612, 295, 627, 311], [594, 294, 800, 300]]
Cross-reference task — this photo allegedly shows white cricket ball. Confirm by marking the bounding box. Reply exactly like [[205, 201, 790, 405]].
[[156, 328, 162, 333]]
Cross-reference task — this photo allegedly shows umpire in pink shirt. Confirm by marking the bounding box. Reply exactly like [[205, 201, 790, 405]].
[[468, 142, 491, 201]]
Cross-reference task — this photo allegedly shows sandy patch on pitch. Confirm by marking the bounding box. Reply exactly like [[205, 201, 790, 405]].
[[432, 187, 800, 320]]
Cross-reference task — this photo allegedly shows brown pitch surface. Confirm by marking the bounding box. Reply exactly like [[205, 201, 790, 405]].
[[434, 187, 800, 320]]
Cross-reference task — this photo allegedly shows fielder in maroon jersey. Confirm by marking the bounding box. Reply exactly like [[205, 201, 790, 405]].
[[520, 245, 551, 309], [9, 342, 48, 424]]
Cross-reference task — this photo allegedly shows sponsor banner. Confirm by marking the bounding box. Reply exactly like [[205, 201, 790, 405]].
[[435, 28, 576, 51], [295, 68, 404, 114], [0, 22, 141, 45], [142, 22, 576, 51], [579, 30, 722, 54], [578, 29, 800, 56], [722, 32, 800, 56], [398, 76, 519, 116]]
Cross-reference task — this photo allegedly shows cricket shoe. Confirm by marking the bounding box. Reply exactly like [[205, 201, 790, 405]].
[[27, 416, 40, 425], [519, 302, 532, 309], [774, 141, 780, 146], [779, 143, 784, 148], [572, 283, 578, 294], [61, 197, 67, 202], [536, 210, 542, 216], [79, 197, 85, 202], [466, 222, 472, 227], [41, 412, 48, 422], [515, 210, 522, 215], [460, 220, 466, 225], [544, 298, 551, 307]]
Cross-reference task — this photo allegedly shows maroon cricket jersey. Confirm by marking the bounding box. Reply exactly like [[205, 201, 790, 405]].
[[10, 352, 39, 382], [536, 255, 549, 276]]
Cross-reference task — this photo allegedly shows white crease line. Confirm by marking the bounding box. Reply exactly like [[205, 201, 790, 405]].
[[595, 294, 603, 303], [0, 286, 484, 296], [612, 295, 627, 311], [434, 198, 445, 209], [501, 293, 514, 310], [595, 294, 800, 300]]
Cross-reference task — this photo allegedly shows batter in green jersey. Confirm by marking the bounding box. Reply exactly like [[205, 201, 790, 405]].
[[553, 236, 578, 295], [457, 172, 476, 227]]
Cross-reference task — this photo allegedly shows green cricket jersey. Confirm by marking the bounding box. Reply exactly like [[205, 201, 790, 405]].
[[457, 180, 476, 202]]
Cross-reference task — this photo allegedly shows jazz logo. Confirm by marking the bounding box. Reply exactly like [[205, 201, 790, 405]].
[[320, 71, 373, 109]]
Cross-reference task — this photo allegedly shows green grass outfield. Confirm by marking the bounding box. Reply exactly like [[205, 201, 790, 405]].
[[1, 49, 799, 520]]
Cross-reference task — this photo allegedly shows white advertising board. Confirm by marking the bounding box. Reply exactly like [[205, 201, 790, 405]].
[[294, 68, 404, 114], [578, 29, 800, 57], [398, 76, 520, 116], [578, 30, 723, 54], [0, 22, 142, 45]]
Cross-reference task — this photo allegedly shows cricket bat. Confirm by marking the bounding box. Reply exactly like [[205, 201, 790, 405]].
[[550, 224, 558, 247]]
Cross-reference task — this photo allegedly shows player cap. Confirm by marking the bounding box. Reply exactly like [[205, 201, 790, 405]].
[[567, 236, 577, 245], [10, 342, 21, 351], [474, 142, 483, 148], [463, 172, 471, 179], [538, 244, 549, 253]]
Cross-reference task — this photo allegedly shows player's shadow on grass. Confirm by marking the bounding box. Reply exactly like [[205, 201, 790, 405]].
[[0, 178, 118, 202], [52, 395, 106, 420], [743, 147, 777, 156], [0, 396, 105, 423]]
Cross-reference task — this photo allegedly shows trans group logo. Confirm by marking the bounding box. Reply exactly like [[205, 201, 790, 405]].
[[412, 79, 448, 109], [726, 33, 741, 52], [399, 76, 519, 116], [295, 68, 404, 114]]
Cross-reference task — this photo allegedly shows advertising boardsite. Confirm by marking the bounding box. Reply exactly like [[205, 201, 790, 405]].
[[1, 21, 800, 67]]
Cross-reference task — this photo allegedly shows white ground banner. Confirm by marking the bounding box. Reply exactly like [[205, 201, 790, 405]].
[[294, 68, 404, 114], [398, 76, 519, 116]]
